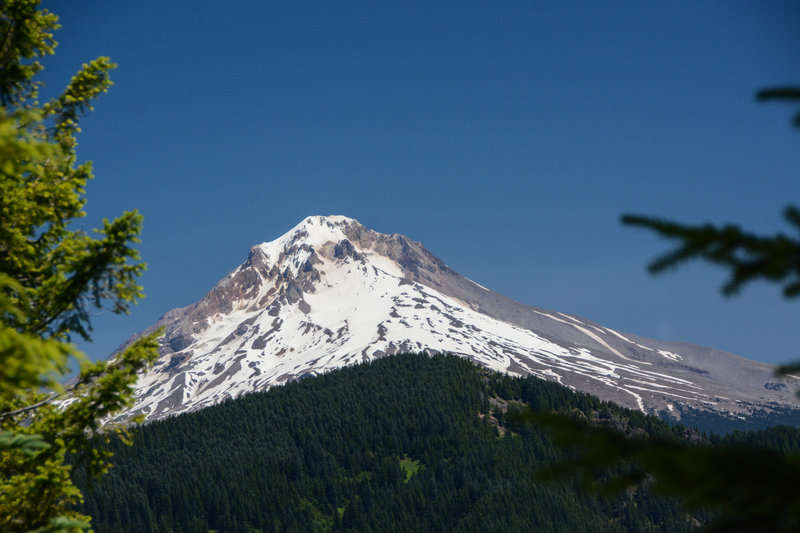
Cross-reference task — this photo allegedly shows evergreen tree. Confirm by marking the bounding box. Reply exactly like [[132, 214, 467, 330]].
[[0, 1, 158, 531]]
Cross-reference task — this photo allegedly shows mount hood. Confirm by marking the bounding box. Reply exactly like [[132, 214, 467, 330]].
[[114, 215, 799, 422]]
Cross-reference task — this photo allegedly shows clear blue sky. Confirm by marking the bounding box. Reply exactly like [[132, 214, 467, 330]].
[[41, 1, 799, 365]]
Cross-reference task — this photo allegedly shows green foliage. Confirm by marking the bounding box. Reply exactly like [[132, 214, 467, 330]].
[[0, 1, 158, 531], [398, 454, 421, 483], [0, 0, 57, 106], [79, 354, 700, 533]]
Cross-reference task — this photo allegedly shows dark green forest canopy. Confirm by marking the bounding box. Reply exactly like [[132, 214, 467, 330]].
[[76, 353, 800, 533]]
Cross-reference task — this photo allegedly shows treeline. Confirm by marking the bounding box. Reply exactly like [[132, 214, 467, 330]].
[[76, 353, 799, 532], [666, 403, 800, 435]]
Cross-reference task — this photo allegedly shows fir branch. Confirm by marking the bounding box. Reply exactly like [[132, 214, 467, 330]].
[[621, 205, 800, 299]]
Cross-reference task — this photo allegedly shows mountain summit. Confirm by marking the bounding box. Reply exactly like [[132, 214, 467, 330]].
[[118, 215, 798, 422]]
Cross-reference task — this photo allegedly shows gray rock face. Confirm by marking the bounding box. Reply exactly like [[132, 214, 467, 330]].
[[114, 215, 800, 422]]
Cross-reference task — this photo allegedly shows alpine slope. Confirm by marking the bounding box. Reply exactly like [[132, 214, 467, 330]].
[[113, 216, 799, 422]]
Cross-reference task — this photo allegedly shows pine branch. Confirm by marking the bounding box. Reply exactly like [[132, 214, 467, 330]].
[[756, 87, 800, 102], [755, 85, 800, 129], [621, 206, 800, 298]]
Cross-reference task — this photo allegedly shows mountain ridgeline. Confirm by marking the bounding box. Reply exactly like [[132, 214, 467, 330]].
[[79, 353, 800, 532], [115, 215, 798, 423]]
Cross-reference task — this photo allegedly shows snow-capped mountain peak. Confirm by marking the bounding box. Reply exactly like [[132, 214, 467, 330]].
[[115, 216, 800, 422], [255, 215, 355, 263]]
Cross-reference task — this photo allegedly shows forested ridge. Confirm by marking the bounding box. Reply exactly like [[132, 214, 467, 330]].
[[76, 353, 800, 532]]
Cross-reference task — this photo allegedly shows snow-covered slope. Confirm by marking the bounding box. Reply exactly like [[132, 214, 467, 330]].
[[116, 215, 799, 422]]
